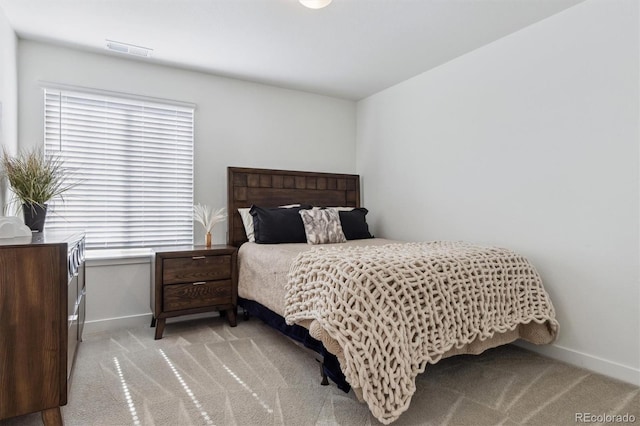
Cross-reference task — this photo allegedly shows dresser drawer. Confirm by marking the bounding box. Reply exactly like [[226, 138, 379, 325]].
[[68, 275, 78, 318], [67, 318, 78, 380], [162, 255, 231, 285], [163, 279, 233, 312]]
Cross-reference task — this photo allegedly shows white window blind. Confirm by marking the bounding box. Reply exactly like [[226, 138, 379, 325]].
[[44, 88, 194, 249]]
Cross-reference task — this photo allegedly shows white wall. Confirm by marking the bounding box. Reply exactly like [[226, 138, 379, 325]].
[[85, 256, 153, 333], [18, 40, 357, 332], [357, 0, 639, 385], [0, 6, 17, 211]]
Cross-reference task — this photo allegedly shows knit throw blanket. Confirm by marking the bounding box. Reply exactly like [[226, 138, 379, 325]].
[[284, 242, 559, 424]]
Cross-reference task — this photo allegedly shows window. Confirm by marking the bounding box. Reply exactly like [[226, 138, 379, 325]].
[[44, 87, 194, 249]]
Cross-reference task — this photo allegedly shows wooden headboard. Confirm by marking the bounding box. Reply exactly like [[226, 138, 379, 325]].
[[227, 167, 361, 247]]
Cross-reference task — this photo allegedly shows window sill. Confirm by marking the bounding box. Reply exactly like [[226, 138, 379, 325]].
[[86, 248, 153, 267]]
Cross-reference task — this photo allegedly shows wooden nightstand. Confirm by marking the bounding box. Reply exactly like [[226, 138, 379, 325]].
[[151, 244, 238, 340]]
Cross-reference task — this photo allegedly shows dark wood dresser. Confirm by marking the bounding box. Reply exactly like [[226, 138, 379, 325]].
[[0, 231, 86, 425], [151, 244, 238, 339]]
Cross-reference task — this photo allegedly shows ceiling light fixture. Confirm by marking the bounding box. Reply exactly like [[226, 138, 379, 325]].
[[105, 40, 153, 58], [299, 0, 332, 9]]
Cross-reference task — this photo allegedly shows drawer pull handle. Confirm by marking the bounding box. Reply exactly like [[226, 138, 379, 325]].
[[192, 256, 206, 260], [192, 281, 206, 286]]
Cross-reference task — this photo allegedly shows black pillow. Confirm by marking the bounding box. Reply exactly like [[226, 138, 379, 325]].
[[339, 208, 373, 240], [249, 205, 311, 244]]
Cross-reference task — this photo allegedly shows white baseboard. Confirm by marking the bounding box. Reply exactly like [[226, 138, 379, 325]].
[[83, 313, 154, 335], [515, 340, 640, 387], [82, 311, 223, 336]]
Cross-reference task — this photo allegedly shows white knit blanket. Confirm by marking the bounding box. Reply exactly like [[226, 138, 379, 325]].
[[284, 242, 559, 424]]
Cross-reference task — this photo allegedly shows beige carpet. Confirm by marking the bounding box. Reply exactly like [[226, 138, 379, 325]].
[[1, 316, 638, 426]]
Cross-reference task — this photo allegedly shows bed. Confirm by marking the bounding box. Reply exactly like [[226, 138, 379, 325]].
[[227, 166, 559, 424]]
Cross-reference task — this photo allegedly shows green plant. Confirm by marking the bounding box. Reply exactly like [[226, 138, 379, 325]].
[[1, 146, 75, 207]]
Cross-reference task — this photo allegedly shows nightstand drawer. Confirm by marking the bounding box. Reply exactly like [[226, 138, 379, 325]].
[[163, 279, 233, 312], [163, 255, 231, 284]]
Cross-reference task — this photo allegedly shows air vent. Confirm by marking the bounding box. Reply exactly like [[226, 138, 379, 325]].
[[105, 40, 153, 58]]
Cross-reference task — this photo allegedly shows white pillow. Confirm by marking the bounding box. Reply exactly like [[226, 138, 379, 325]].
[[238, 208, 255, 242], [238, 204, 302, 243]]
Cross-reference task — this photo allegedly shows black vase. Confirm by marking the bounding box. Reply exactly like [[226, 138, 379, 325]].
[[23, 203, 48, 232]]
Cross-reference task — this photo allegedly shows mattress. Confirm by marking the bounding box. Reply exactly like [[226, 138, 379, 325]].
[[238, 238, 397, 318]]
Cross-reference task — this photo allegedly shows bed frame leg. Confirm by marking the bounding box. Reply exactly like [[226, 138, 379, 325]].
[[242, 307, 250, 321], [319, 360, 329, 386]]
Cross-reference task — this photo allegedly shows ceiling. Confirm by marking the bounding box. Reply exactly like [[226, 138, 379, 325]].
[[0, 0, 584, 100]]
